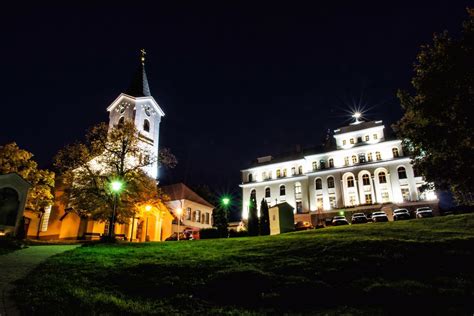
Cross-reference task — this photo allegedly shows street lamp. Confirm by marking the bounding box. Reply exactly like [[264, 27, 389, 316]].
[[176, 207, 183, 241], [222, 197, 230, 206], [109, 180, 124, 238], [144, 204, 152, 242]]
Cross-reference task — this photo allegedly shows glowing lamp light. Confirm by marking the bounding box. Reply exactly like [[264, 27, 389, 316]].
[[353, 112, 361, 119], [110, 180, 123, 193], [176, 207, 183, 215], [145, 205, 152, 212], [339, 211, 345, 216], [222, 197, 230, 206]]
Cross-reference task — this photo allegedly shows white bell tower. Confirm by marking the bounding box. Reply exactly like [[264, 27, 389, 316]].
[[106, 50, 165, 180]]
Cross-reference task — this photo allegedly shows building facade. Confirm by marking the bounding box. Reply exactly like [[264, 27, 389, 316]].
[[240, 119, 437, 221]]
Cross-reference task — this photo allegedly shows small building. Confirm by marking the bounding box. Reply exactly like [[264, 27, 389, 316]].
[[269, 202, 295, 235], [161, 183, 214, 239], [0, 173, 31, 237]]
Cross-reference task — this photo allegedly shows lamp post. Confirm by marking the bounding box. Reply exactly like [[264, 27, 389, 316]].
[[176, 207, 183, 241], [109, 180, 124, 238], [145, 204, 152, 242]]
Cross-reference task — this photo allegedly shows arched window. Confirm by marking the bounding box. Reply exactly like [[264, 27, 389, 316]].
[[328, 158, 334, 168], [344, 157, 349, 166], [312, 161, 317, 171], [343, 140, 347, 145], [320, 160, 326, 169], [327, 176, 335, 188], [143, 119, 150, 132], [362, 174, 370, 185], [398, 166, 407, 179], [276, 169, 281, 178], [350, 138, 355, 144], [347, 176, 355, 187], [367, 152, 373, 162], [265, 187, 271, 198], [280, 185, 286, 196], [365, 135, 369, 141], [315, 178, 322, 190], [118, 116, 125, 127], [352, 155, 357, 164], [248, 174, 253, 182], [392, 147, 399, 158], [250, 189, 256, 200], [298, 165, 303, 174], [291, 167, 296, 175], [283, 169, 287, 177], [295, 182, 302, 194], [262, 171, 267, 180], [378, 172, 387, 183], [376, 152, 382, 160]]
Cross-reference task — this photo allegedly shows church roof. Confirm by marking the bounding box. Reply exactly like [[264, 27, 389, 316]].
[[125, 63, 151, 97], [161, 183, 215, 208]]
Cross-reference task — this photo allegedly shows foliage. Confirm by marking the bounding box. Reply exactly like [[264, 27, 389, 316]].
[[394, 11, 474, 205], [259, 198, 270, 235], [228, 229, 248, 238], [199, 228, 219, 239], [247, 194, 258, 236], [11, 214, 474, 315], [0, 143, 55, 213], [54, 122, 173, 228], [193, 184, 229, 237]]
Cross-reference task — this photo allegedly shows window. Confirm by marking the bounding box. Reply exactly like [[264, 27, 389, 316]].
[[367, 152, 373, 162], [201, 214, 205, 223], [192, 211, 196, 222], [344, 157, 349, 166], [362, 174, 370, 185], [359, 153, 366, 163], [262, 171, 266, 180], [373, 134, 378, 140], [298, 165, 303, 174], [315, 178, 322, 190], [357, 137, 362, 143], [352, 155, 357, 164], [312, 161, 317, 171], [398, 166, 407, 179], [376, 152, 382, 160], [296, 201, 303, 214], [401, 188, 410, 201], [327, 176, 335, 188], [276, 169, 281, 178], [196, 210, 201, 222], [205, 213, 210, 224], [265, 187, 271, 198], [320, 160, 326, 169], [295, 182, 302, 195], [349, 194, 357, 206], [378, 172, 387, 183], [365, 135, 369, 141], [143, 119, 150, 132], [343, 140, 347, 146], [186, 207, 192, 220], [118, 116, 125, 127], [250, 189, 256, 200], [381, 191, 390, 203], [291, 167, 296, 175], [248, 174, 253, 182], [280, 185, 286, 196], [329, 195, 336, 208], [347, 176, 355, 187], [392, 147, 399, 158], [365, 194, 373, 204], [328, 158, 334, 168], [283, 169, 287, 177], [350, 138, 355, 144], [316, 197, 323, 210]]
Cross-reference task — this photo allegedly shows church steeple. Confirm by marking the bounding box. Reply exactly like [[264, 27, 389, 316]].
[[125, 49, 151, 97]]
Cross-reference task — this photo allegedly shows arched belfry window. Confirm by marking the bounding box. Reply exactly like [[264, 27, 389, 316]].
[[118, 116, 125, 128], [143, 119, 150, 132]]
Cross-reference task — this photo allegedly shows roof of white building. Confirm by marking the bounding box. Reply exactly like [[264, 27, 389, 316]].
[[161, 183, 215, 208]]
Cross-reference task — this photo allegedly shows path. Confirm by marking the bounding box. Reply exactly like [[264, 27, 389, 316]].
[[0, 245, 80, 316]]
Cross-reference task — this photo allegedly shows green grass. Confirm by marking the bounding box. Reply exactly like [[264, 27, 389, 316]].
[[13, 214, 474, 315]]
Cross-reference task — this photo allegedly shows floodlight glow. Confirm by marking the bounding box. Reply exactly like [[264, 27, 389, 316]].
[[110, 180, 123, 193], [176, 207, 183, 215], [222, 197, 230, 206], [145, 205, 152, 212], [353, 112, 361, 119]]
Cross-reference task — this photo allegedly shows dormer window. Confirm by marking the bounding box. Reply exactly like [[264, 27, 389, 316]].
[[373, 134, 378, 140], [343, 140, 347, 145], [283, 169, 287, 177], [352, 155, 357, 164], [312, 161, 317, 171], [291, 167, 296, 175], [350, 138, 355, 144], [392, 148, 399, 158], [367, 152, 373, 162], [365, 135, 369, 141], [143, 119, 150, 132], [357, 137, 362, 143], [276, 169, 281, 178], [344, 157, 349, 166], [328, 158, 334, 168], [376, 152, 382, 161]]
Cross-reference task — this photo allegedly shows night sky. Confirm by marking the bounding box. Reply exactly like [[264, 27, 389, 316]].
[[0, 2, 469, 198]]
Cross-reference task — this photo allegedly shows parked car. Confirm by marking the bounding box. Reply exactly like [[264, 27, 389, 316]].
[[165, 232, 188, 241], [332, 216, 349, 226], [416, 207, 434, 218], [371, 211, 389, 222], [351, 213, 368, 224], [295, 221, 314, 231], [393, 208, 411, 221]]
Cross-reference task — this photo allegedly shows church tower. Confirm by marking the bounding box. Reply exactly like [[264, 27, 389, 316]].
[[106, 50, 165, 180]]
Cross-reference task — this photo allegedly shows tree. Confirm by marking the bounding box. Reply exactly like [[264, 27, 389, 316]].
[[54, 121, 176, 237], [247, 194, 259, 236], [193, 184, 229, 238], [394, 10, 474, 205], [259, 198, 270, 235], [0, 143, 55, 236]]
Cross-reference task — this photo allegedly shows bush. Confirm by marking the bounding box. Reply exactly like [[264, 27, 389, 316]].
[[228, 230, 248, 238], [199, 228, 220, 239]]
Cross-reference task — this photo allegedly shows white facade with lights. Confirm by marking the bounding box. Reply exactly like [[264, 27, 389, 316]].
[[240, 119, 437, 219]]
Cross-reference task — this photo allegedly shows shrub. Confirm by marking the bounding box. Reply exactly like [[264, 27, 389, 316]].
[[228, 230, 248, 238], [199, 228, 220, 239]]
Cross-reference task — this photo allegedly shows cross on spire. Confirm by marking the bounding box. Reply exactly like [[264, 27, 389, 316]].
[[140, 48, 146, 65]]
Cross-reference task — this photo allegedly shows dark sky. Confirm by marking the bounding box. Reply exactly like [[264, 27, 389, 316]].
[[0, 2, 469, 198]]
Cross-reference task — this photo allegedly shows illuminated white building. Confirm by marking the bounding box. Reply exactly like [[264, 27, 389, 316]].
[[240, 116, 437, 220]]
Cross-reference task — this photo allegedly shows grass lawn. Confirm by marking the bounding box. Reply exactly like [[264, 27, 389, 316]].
[[13, 214, 474, 315]]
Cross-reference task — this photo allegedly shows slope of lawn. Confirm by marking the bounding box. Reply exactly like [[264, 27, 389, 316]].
[[13, 214, 474, 315]]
